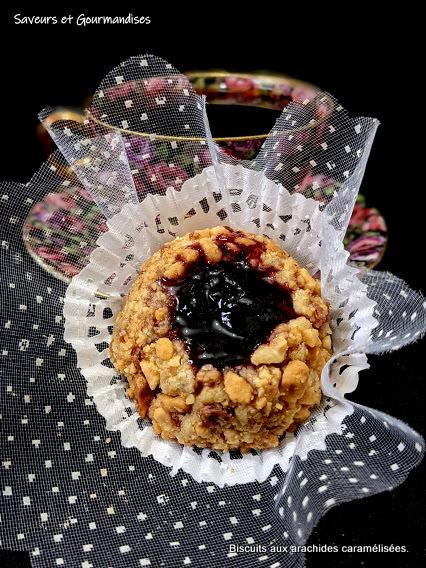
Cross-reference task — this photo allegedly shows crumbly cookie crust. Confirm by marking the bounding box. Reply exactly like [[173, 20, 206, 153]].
[[110, 226, 332, 452]]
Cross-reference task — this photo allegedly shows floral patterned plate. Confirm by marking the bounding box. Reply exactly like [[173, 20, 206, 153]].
[[25, 71, 387, 282], [23, 185, 387, 283], [345, 194, 387, 267]]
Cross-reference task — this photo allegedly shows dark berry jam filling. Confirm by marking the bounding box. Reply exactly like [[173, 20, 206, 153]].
[[162, 260, 295, 368]]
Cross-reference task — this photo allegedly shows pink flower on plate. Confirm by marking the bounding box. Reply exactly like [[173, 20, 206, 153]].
[[104, 81, 135, 101], [292, 86, 317, 104], [31, 203, 46, 215], [347, 235, 386, 253], [37, 247, 65, 261], [362, 213, 387, 232], [316, 100, 331, 120], [221, 139, 263, 160], [349, 251, 381, 262], [44, 193, 76, 211], [144, 77, 169, 97], [224, 76, 255, 93], [144, 161, 189, 192], [98, 220, 109, 233], [63, 215, 87, 234], [29, 203, 54, 223]]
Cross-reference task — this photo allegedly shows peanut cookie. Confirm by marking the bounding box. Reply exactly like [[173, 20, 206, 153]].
[[110, 226, 332, 452]]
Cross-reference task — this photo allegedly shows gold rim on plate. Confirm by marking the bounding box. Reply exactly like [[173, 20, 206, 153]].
[[45, 71, 333, 142]]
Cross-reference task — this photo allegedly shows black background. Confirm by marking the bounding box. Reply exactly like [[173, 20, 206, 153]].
[[1, 7, 424, 568]]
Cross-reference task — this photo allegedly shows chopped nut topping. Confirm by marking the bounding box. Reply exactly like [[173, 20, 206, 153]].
[[281, 360, 310, 391], [157, 394, 188, 413], [140, 360, 160, 390], [223, 371, 253, 405], [155, 337, 174, 360], [110, 226, 332, 452]]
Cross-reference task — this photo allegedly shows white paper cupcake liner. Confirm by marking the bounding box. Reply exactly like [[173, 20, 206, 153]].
[[64, 163, 376, 486]]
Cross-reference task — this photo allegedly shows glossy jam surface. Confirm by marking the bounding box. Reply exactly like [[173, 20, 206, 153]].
[[163, 261, 295, 368]]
